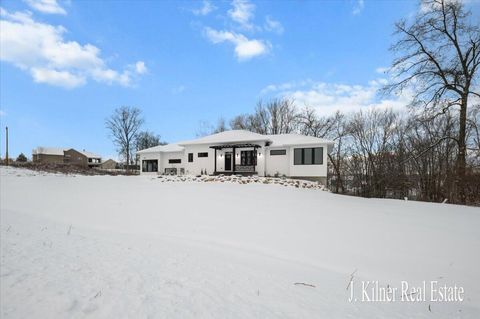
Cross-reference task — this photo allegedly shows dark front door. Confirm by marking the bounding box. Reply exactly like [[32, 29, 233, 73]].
[[224, 152, 232, 171]]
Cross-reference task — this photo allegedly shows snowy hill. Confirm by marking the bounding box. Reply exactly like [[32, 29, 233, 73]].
[[1, 167, 479, 318]]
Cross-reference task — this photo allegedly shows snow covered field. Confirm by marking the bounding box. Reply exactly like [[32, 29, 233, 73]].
[[1, 166, 479, 318]]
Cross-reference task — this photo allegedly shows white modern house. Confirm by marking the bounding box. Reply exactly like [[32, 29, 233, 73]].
[[137, 130, 334, 184]]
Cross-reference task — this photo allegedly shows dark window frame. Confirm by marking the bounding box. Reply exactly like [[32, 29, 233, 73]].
[[293, 147, 323, 165], [168, 159, 181, 164], [240, 150, 257, 166], [142, 159, 158, 172], [188, 153, 193, 162], [270, 149, 287, 156], [198, 152, 209, 158]]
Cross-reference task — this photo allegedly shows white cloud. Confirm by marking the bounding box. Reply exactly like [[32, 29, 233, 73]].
[[204, 27, 270, 60], [134, 61, 147, 74], [24, 0, 66, 15], [261, 78, 411, 116], [198, 1, 281, 62], [375, 66, 389, 74], [0, 110, 6, 117], [0, 9, 146, 88], [260, 79, 313, 95], [228, 0, 255, 30], [192, 1, 216, 16], [352, 0, 365, 15], [31, 67, 86, 88], [264, 16, 284, 34]]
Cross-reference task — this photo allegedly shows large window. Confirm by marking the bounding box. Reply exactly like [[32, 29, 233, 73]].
[[241, 150, 257, 166], [294, 147, 323, 165], [168, 159, 181, 164], [188, 153, 193, 162], [198, 152, 208, 158], [270, 149, 286, 156], [142, 159, 158, 172]]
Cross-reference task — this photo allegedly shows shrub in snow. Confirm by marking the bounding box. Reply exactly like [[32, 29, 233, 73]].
[[16, 153, 28, 162]]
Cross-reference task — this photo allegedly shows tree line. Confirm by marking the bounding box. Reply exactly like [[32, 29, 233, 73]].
[[205, 98, 479, 205]]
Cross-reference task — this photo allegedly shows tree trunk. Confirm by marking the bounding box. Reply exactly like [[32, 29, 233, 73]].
[[126, 144, 130, 174], [328, 154, 343, 193], [456, 94, 468, 204]]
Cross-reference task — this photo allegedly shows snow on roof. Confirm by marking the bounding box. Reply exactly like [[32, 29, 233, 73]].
[[138, 131, 334, 154], [78, 150, 101, 158], [267, 134, 334, 147], [33, 147, 101, 158], [137, 144, 185, 154], [33, 147, 67, 156], [178, 130, 270, 146]]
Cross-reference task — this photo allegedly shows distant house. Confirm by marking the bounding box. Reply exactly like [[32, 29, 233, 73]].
[[32, 147, 102, 168], [32, 147, 66, 164], [137, 130, 334, 184], [101, 159, 118, 170]]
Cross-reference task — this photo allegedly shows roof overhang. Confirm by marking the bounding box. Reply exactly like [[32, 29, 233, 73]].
[[178, 139, 270, 146], [209, 143, 262, 150]]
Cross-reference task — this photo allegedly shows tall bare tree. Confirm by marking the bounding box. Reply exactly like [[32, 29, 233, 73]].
[[106, 106, 144, 172], [241, 98, 299, 134], [196, 117, 228, 137], [136, 131, 165, 151], [230, 114, 252, 130], [213, 117, 228, 133], [385, 0, 480, 203]]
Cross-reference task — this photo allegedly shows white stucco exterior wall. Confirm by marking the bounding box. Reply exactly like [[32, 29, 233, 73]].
[[288, 144, 328, 178], [183, 145, 215, 175], [160, 151, 185, 174], [265, 147, 290, 177]]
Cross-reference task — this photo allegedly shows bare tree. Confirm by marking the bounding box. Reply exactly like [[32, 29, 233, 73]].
[[196, 117, 229, 137], [230, 114, 252, 130], [385, 0, 480, 203], [347, 109, 399, 197], [299, 106, 337, 138], [136, 131, 165, 151], [105, 106, 144, 172], [325, 112, 349, 194], [244, 98, 299, 134], [213, 117, 228, 133]]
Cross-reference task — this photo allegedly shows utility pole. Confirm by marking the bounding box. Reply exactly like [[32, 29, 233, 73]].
[[5, 126, 8, 166]]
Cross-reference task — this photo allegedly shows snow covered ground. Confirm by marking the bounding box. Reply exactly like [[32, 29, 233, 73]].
[[1, 166, 479, 318]]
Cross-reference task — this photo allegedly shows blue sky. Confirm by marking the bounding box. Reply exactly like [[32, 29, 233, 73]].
[[1, 0, 478, 159]]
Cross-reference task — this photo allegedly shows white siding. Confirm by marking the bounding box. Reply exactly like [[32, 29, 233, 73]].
[[160, 152, 185, 174], [265, 147, 290, 177], [183, 145, 216, 175], [288, 144, 328, 177]]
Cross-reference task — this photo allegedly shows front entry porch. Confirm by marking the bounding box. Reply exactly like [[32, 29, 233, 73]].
[[210, 143, 260, 176]]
